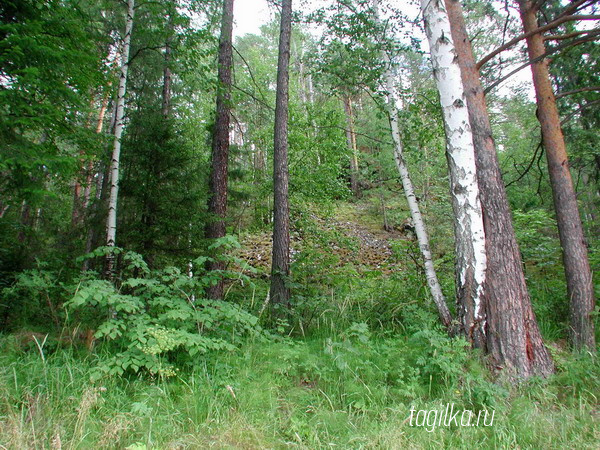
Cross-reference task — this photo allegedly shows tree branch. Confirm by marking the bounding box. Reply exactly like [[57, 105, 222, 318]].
[[232, 84, 274, 111], [232, 45, 270, 106], [500, 0, 512, 51], [545, 28, 599, 41], [560, 98, 600, 125], [127, 45, 164, 65], [531, 0, 548, 12], [484, 31, 600, 94], [506, 142, 543, 188], [314, 124, 393, 146], [554, 0, 596, 20], [535, 145, 546, 202], [556, 86, 600, 99], [476, 14, 600, 70]]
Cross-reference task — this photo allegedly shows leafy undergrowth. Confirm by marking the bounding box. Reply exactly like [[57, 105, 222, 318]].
[[0, 328, 598, 449]]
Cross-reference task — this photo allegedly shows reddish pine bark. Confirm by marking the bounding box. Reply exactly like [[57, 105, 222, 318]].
[[518, 0, 595, 351]]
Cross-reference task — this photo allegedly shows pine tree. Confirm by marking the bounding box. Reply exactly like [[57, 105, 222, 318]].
[[270, 0, 293, 308], [206, 0, 235, 300], [518, 0, 596, 351]]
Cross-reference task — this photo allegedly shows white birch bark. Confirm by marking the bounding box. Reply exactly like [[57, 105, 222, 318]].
[[106, 0, 135, 248], [383, 66, 452, 327], [420, 0, 487, 327], [307, 73, 315, 105], [372, 0, 451, 327]]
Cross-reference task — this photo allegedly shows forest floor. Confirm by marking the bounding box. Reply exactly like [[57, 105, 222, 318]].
[[237, 200, 411, 276], [0, 198, 598, 449]]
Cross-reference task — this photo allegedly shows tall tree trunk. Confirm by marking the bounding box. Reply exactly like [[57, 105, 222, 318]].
[[105, 0, 135, 277], [307, 73, 315, 105], [162, 14, 173, 119], [383, 66, 453, 329], [83, 98, 117, 271], [83, 92, 110, 210], [306, 73, 321, 165], [270, 0, 293, 308], [293, 40, 307, 104], [72, 104, 95, 227], [518, 0, 595, 351], [342, 95, 360, 197], [205, 0, 234, 300], [372, 0, 451, 329], [420, 0, 487, 340], [445, 0, 554, 377], [17, 201, 31, 243]]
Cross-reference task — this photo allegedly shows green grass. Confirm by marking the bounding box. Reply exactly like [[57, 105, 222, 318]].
[[1, 199, 597, 449], [0, 332, 598, 449]]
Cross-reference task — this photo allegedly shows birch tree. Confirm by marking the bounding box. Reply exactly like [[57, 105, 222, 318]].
[[385, 69, 453, 329], [342, 94, 360, 197], [105, 0, 135, 276], [372, 0, 451, 329], [420, 0, 487, 340]]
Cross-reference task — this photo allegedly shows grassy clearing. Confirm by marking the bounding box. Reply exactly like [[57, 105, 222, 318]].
[[0, 332, 597, 449]]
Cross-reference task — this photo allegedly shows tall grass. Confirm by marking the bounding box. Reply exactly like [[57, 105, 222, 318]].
[[0, 331, 597, 449]]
